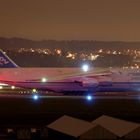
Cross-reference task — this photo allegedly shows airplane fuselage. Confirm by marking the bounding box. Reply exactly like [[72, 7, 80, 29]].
[[0, 67, 140, 93]]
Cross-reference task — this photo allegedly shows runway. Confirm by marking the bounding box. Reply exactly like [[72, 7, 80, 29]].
[[0, 93, 140, 100], [0, 87, 140, 99], [0, 88, 139, 127]]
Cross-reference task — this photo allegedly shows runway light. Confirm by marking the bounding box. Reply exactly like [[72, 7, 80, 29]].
[[82, 64, 89, 72], [32, 88, 37, 93], [11, 86, 15, 89], [86, 95, 92, 101], [33, 95, 39, 100], [41, 77, 47, 83]]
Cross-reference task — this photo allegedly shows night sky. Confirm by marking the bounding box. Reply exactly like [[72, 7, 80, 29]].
[[0, 0, 140, 41]]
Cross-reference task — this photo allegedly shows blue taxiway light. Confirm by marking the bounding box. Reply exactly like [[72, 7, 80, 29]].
[[33, 95, 39, 100], [86, 95, 92, 101]]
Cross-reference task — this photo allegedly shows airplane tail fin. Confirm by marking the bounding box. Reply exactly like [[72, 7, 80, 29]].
[[0, 50, 18, 68]]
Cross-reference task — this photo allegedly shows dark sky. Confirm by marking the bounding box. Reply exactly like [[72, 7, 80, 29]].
[[0, 0, 140, 41]]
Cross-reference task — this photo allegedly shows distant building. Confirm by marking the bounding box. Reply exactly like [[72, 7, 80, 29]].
[[47, 115, 118, 140], [47, 115, 96, 140], [92, 115, 140, 139], [47, 115, 140, 140]]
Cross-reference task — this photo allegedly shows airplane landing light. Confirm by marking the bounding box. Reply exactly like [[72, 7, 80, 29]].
[[82, 64, 89, 72]]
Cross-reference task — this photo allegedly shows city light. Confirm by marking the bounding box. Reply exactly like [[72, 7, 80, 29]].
[[55, 49, 62, 55], [13, 47, 140, 68]]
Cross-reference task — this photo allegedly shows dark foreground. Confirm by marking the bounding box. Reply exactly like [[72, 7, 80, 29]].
[[0, 94, 140, 125], [0, 93, 140, 139]]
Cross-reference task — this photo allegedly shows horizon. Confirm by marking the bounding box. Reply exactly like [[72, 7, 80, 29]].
[[1, 37, 140, 43]]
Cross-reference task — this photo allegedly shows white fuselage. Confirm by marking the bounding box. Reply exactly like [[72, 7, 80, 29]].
[[0, 67, 140, 93]]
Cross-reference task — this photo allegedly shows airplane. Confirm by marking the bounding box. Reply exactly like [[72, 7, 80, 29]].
[[0, 49, 140, 95]]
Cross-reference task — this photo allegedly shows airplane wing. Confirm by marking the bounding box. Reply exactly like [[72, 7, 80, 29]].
[[24, 70, 112, 82]]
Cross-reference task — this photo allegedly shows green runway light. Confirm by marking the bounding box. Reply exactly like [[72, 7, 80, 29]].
[[32, 88, 37, 93]]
